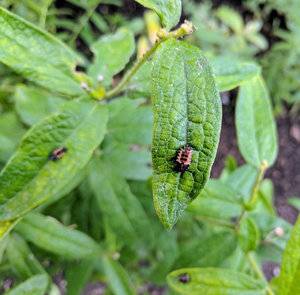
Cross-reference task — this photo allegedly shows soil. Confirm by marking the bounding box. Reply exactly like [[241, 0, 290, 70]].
[[211, 96, 300, 225]]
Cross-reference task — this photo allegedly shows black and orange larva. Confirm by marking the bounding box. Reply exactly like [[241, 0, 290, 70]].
[[49, 147, 68, 161], [175, 145, 192, 173]]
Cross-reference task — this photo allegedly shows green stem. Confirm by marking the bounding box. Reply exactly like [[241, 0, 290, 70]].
[[246, 161, 268, 209], [235, 161, 268, 229], [195, 216, 235, 230], [103, 21, 194, 100], [247, 253, 275, 295]]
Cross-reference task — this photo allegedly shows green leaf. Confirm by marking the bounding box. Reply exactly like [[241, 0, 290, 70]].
[[88, 28, 135, 86], [288, 197, 300, 210], [106, 98, 152, 145], [4, 274, 49, 295], [0, 7, 82, 96], [238, 217, 260, 252], [134, 0, 181, 30], [6, 233, 45, 279], [151, 39, 221, 228], [0, 100, 108, 222], [209, 56, 261, 91], [15, 85, 65, 126], [101, 256, 136, 295], [175, 232, 237, 268], [89, 159, 154, 246], [65, 260, 94, 295], [224, 164, 258, 202], [236, 76, 278, 168], [150, 231, 178, 283], [15, 213, 101, 259], [275, 216, 300, 295], [188, 179, 243, 221], [102, 141, 151, 181], [215, 6, 244, 33], [0, 219, 19, 241], [0, 112, 25, 162], [126, 61, 151, 98], [167, 268, 266, 295]]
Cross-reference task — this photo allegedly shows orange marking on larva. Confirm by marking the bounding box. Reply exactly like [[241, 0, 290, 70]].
[[49, 147, 68, 161], [175, 145, 192, 173]]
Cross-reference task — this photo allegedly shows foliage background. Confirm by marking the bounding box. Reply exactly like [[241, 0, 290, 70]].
[[0, 0, 299, 294]]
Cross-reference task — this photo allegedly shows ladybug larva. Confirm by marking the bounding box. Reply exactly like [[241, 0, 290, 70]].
[[175, 145, 192, 173], [49, 147, 68, 161]]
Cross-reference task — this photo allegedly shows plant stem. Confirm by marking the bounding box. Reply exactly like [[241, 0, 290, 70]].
[[247, 253, 275, 295], [104, 21, 194, 100], [235, 161, 268, 228], [195, 216, 235, 230], [247, 160, 268, 209]]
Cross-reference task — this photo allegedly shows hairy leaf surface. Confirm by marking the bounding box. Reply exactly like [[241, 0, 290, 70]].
[[15, 213, 101, 259], [0, 100, 108, 222], [88, 28, 135, 86], [151, 39, 221, 228], [6, 233, 45, 279], [275, 216, 300, 295], [15, 85, 65, 126], [236, 76, 278, 167], [167, 268, 266, 295], [89, 159, 154, 246], [0, 7, 82, 96], [210, 56, 261, 91]]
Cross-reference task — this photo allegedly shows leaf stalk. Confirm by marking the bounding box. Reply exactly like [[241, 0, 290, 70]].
[[102, 20, 194, 100]]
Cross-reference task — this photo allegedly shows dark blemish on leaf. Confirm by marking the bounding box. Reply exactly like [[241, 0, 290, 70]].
[[49, 147, 68, 161], [178, 273, 190, 283]]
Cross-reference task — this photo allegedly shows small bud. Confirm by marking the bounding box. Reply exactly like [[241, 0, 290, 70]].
[[274, 227, 284, 237], [181, 20, 194, 35], [80, 82, 90, 91], [97, 74, 104, 82], [112, 252, 120, 260]]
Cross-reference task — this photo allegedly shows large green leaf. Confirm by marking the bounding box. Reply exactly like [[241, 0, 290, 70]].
[[15, 85, 65, 126], [209, 56, 261, 92], [0, 7, 82, 96], [236, 76, 278, 168], [167, 268, 266, 295], [275, 216, 300, 295], [6, 233, 45, 279], [151, 39, 221, 228], [134, 0, 181, 30], [0, 100, 108, 223], [88, 28, 135, 86], [4, 274, 49, 295], [15, 213, 101, 259]]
